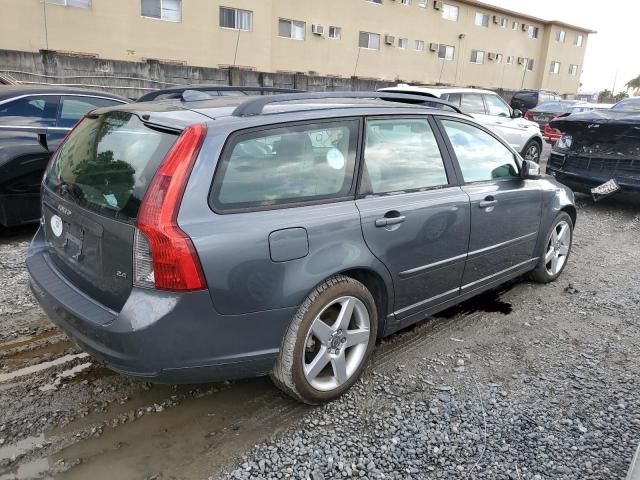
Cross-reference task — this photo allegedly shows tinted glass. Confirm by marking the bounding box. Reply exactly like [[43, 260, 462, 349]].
[[0, 95, 59, 124], [44, 112, 177, 220], [442, 120, 519, 183], [213, 121, 358, 210], [533, 102, 564, 112], [363, 119, 448, 194], [484, 94, 510, 117], [461, 94, 486, 114], [57, 96, 122, 128]]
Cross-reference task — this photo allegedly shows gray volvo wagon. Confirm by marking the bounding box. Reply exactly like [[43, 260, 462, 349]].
[[27, 92, 576, 403]]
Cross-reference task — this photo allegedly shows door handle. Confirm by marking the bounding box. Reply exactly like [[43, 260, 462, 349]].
[[479, 196, 498, 209], [375, 212, 406, 228]]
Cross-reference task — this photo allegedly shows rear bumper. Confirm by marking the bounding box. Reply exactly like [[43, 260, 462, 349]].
[[27, 232, 294, 383], [546, 165, 640, 195]]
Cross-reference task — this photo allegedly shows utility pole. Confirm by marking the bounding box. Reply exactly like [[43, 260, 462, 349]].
[[42, 1, 50, 50], [521, 58, 528, 88]]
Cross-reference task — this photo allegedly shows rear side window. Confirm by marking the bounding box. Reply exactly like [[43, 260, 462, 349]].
[[460, 94, 486, 114], [443, 93, 461, 107], [441, 120, 519, 183], [362, 118, 448, 194], [212, 120, 359, 211], [57, 96, 123, 128], [0, 95, 59, 124], [44, 112, 177, 220]]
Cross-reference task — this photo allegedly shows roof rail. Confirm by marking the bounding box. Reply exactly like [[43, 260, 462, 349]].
[[231, 91, 465, 117], [137, 85, 304, 102]]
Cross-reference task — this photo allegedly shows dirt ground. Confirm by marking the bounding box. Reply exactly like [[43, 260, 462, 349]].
[[0, 179, 639, 478]]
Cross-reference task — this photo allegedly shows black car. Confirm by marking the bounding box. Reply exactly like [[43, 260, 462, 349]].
[[510, 90, 561, 114], [0, 86, 128, 228], [547, 98, 640, 198]]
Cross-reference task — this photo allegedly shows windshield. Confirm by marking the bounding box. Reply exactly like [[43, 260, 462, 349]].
[[44, 112, 177, 221], [612, 99, 640, 112]]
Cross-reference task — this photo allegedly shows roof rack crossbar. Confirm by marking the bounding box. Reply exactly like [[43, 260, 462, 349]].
[[231, 92, 465, 117]]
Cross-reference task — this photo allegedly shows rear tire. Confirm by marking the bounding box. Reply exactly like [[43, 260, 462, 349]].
[[530, 212, 573, 283], [521, 138, 542, 163], [271, 275, 378, 404]]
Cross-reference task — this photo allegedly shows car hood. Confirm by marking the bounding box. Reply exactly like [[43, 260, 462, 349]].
[[550, 109, 640, 132]]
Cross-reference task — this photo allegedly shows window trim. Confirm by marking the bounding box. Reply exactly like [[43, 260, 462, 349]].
[[441, 3, 459, 21], [438, 44, 455, 61], [357, 115, 461, 197], [44, 0, 91, 7], [358, 31, 381, 50], [433, 115, 523, 186], [474, 12, 490, 27], [209, 117, 364, 215], [278, 18, 306, 40], [470, 49, 485, 64], [328, 26, 342, 39]]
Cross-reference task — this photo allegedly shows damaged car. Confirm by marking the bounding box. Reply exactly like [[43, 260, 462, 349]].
[[546, 97, 640, 200]]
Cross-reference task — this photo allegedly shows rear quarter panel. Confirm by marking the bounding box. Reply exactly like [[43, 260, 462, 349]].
[[532, 177, 576, 255]]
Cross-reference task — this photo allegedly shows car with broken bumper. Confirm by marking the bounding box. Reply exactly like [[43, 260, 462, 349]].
[[27, 92, 576, 404], [547, 98, 640, 199]]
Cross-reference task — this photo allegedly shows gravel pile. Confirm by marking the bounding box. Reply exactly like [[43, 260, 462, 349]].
[[0, 237, 37, 317]]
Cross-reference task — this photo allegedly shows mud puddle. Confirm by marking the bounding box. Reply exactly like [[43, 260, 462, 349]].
[[51, 378, 305, 480]]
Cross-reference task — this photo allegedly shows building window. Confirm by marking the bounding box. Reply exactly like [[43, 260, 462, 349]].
[[495, 53, 503, 63], [401, 0, 411, 5], [527, 58, 534, 70], [366, 0, 382, 4], [527, 25, 539, 39], [141, 0, 181, 22], [219, 7, 252, 31], [438, 44, 455, 60], [550, 61, 560, 74], [279, 18, 306, 40], [442, 4, 459, 21], [328, 26, 342, 39], [569, 64, 579, 76], [512, 21, 518, 31], [575, 34, 584, 47], [418, 0, 428, 7], [45, 0, 91, 7], [359, 31, 381, 49], [470, 50, 485, 64], [475, 12, 489, 27], [415, 40, 425, 51], [500, 17, 508, 28], [555, 30, 566, 42], [397, 38, 408, 49], [506, 55, 513, 64]]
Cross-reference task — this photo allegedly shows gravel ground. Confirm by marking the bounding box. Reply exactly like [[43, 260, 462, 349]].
[[0, 188, 639, 479], [221, 196, 640, 480]]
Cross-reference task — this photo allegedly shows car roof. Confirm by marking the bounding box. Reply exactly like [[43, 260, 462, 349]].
[[380, 84, 497, 96], [0, 85, 129, 103], [90, 95, 471, 131]]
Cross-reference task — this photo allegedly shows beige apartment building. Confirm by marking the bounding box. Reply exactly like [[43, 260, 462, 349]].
[[1, 0, 594, 94]]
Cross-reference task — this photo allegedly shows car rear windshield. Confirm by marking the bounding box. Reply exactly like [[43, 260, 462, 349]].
[[44, 111, 177, 221]]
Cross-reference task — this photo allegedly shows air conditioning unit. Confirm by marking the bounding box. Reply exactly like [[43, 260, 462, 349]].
[[384, 35, 396, 45], [434, 0, 443, 10], [429, 42, 439, 52], [517, 57, 525, 65], [521, 23, 529, 32], [311, 24, 325, 36], [487, 52, 496, 61], [493, 15, 501, 24]]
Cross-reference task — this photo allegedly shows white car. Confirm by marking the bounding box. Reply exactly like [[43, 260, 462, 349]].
[[379, 85, 544, 162]]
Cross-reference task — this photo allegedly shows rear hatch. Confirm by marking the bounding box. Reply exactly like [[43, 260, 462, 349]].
[[42, 111, 179, 312]]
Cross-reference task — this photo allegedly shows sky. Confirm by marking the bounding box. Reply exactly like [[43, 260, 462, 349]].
[[482, 0, 639, 94]]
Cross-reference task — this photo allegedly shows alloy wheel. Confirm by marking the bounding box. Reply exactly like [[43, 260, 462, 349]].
[[544, 220, 571, 276], [302, 296, 370, 391], [525, 143, 540, 162]]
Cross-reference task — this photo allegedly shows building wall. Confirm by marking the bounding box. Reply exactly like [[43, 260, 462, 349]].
[[0, 0, 591, 95]]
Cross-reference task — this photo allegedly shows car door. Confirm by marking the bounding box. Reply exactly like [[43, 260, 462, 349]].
[[437, 117, 542, 293], [482, 93, 528, 151], [356, 116, 470, 319]]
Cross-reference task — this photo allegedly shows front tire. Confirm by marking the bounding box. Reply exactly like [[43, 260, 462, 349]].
[[271, 275, 378, 404], [530, 212, 573, 283], [522, 138, 542, 163]]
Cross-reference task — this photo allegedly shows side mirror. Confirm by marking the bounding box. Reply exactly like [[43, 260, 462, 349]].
[[521, 159, 541, 178], [512, 109, 523, 119]]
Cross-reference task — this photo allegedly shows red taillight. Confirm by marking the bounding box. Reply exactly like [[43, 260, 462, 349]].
[[136, 123, 208, 291]]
